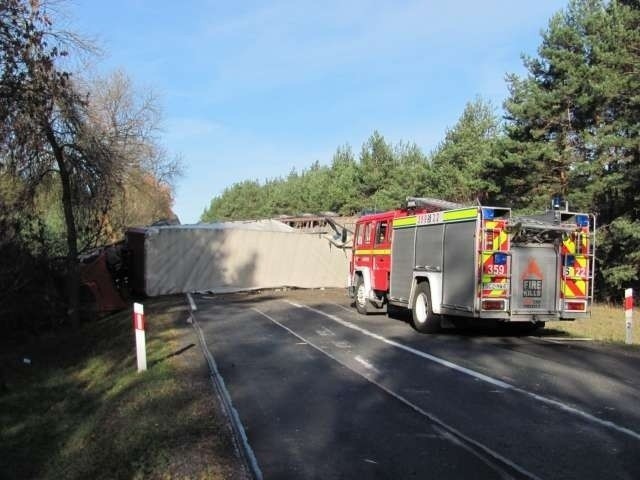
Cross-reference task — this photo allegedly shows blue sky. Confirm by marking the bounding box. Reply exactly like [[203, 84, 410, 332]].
[[70, 0, 567, 224]]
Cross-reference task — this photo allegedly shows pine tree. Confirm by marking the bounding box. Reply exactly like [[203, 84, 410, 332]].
[[495, 0, 640, 296], [429, 97, 500, 203]]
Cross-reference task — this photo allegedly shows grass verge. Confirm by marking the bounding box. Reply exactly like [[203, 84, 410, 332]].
[[0, 296, 239, 480], [544, 304, 639, 344]]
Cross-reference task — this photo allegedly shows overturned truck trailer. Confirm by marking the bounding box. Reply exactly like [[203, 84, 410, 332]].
[[127, 220, 350, 296]]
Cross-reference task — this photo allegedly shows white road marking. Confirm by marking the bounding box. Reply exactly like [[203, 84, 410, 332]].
[[284, 300, 640, 443], [533, 336, 593, 343], [332, 302, 356, 313], [354, 355, 380, 373], [316, 327, 335, 337], [253, 307, 533, 480], [186, 292, 197, 312], [332, 340, 352, 349], [188, 295, 262, 480], [363, 459, 378, 465], [532, 337, 563, 344]]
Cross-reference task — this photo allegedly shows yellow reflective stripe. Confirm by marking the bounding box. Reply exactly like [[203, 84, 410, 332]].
[[355, 249, 391, 255], [485, 290, 508, 298], [393, 216, 417, 228], [563, 235, 576, 254], [443, 208, 478, 222], [499, 230, 509, 250], [562, 279, 587, 298], [392, 208, 478, 229]]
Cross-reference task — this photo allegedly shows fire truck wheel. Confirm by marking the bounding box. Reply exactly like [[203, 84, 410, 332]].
[[411, 283, 440, 333], [355, 276, 370, 315]]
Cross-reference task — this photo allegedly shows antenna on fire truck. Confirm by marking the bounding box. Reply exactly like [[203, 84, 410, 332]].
[[406, 196, 465, 211]]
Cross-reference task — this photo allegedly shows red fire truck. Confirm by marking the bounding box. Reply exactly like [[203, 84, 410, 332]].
[[348, 197, 595, 333]]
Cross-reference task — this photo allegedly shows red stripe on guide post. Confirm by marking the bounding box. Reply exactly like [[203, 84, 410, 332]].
[[133, 303, 145, 330], [625, 288, 634, 345], [133, 313, 144, 330]]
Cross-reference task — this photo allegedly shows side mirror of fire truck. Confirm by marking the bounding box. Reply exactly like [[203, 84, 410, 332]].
[[341, 227, 347, 244]]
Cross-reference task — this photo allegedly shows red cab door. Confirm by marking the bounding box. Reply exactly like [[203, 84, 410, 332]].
[[372, 219, 391, 291]]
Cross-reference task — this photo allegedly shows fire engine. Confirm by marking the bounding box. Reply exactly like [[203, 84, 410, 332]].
[[348, 197, 595, 333]]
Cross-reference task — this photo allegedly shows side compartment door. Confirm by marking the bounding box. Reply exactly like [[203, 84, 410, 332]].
[[442, 221, 476, 311], [372, 220, 391, 291], [390, 223, 416, 303]]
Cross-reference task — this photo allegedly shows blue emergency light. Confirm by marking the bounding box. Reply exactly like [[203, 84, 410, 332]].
[[576, 215, 589, 227], [494, 253, 508, 265], [552, 195, 563, 210], [565, 255, 575, 266], [482, 208, 495, 220]]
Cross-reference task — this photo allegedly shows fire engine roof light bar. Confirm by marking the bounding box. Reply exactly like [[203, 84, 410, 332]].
[[406, 197, 464, 211]]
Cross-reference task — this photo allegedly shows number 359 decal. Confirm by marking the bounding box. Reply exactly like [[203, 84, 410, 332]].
[[486, 264, 506, 275]]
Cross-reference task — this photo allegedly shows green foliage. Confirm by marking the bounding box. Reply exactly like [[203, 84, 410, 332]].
[[0, 174, 66, 334], [492, 0, 640, 296], [200, 132, 437, 221], [597, 217, 640, 298], [429, 97, 501, 202], [202, 180, 267, 221], [326, 146, 363, 214], [1, 2, 182, 329], [200, 100, 503, 222]]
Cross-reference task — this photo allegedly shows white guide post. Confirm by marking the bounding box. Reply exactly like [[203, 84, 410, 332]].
[[625, 288, 633, 345], [133, 302, 147, 372]]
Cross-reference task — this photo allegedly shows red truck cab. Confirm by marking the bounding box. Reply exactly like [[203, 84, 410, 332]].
[[351, 210, 397, 293], [350, 208, 429, 313]]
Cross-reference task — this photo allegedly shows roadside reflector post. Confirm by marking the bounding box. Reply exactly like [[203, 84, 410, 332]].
[[625, 288, 633, 345], [133, 302, 147, 372]]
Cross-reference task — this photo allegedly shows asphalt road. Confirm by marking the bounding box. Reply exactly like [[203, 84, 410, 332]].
[[192, 289, 640, 480]]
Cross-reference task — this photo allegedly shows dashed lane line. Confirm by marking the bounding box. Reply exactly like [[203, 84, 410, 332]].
[[253, 307, 538, 480]]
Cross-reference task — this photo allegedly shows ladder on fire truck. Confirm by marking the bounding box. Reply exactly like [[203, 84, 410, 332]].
[[478, 207, 512, 310], [406, 196, 464, 211]]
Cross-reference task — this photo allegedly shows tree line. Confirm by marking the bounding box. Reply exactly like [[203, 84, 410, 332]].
[[1, 0, 181, 330], [202, 0, 640, 300]]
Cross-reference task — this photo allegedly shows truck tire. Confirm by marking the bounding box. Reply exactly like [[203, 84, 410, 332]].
[[411, 282, 440, 333], [355, 276, 369, 315]]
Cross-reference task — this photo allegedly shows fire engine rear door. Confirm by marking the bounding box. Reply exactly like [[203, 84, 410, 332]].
[[510, 244, 559, 315]]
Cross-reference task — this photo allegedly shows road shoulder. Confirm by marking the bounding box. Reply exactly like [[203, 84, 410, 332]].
[[0, 295, 245, 480]]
